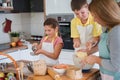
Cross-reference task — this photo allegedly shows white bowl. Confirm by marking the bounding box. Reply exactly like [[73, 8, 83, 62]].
[[53, 68, 66, 75]]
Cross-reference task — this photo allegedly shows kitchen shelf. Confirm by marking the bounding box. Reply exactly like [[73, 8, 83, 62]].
[[0, 6, 13, 11]]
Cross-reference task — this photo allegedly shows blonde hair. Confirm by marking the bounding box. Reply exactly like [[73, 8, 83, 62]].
[[89, 0, 120, 28]]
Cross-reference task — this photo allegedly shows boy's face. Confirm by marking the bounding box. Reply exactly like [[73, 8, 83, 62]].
[[74, 4, 89, 21]]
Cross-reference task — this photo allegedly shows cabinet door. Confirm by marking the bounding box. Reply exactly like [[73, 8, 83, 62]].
[[13, 0, 44, 12], [31, 0, 44, 12], [13, 0, 31, 12], [45, 0, 73, 15]]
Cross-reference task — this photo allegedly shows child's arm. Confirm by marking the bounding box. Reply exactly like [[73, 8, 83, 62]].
[[35, 43, 63, 59]]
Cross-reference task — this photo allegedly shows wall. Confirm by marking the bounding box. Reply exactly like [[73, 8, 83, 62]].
[[45, 0, 92, 15], [0, 13, 22, 44], [31, 12, 44, 36], [0, 12, 44, 44]]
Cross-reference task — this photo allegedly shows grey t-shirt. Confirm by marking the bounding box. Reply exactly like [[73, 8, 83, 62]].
[[101, 25, 120, 72]]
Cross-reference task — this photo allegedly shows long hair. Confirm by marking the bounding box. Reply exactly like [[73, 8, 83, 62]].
[[89, 0, 120, 28]]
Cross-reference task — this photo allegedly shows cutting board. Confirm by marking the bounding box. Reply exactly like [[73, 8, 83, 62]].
[[27, 75, 53, 80], [27, 66, 100, 80]]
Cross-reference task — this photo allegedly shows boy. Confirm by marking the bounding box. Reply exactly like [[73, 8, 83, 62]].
[[71, 0, 102, 72], [71, 0, 102, 53]]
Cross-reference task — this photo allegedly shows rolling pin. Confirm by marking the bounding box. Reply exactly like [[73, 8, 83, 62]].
[[47, 67, 62, 80]]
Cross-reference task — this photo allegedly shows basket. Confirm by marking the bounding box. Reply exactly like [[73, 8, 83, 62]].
[[0, 52, 19, 80]]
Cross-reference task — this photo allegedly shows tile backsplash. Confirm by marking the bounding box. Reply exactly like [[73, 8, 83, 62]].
[[0, 12, 44, 44]]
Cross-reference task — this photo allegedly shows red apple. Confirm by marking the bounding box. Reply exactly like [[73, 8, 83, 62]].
[[17, 41, 23, 46]]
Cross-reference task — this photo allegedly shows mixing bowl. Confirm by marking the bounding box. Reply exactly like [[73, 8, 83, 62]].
[[73, 53, 93, 72]]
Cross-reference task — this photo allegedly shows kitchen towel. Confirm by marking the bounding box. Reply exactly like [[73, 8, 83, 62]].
[[2, 18, 12, 33]]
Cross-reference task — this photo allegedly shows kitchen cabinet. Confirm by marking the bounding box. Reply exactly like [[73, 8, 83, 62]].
[[12, 0, 44, 13], [45, 0, 92, 15], [45, 0, 73, 15]]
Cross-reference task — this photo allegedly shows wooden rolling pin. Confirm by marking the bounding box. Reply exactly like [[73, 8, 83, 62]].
[[47, 67, 62, 80]]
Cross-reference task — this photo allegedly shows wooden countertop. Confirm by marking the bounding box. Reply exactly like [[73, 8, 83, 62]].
[[0, 60, 100, 80], [27, 67, 100, 80]]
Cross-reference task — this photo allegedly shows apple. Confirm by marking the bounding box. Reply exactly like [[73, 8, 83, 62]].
[[10, 42, 17, 47], [17, 41, 23, 46]]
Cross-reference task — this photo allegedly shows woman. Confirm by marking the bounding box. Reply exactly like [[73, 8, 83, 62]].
[[83, 0, 120, 80]]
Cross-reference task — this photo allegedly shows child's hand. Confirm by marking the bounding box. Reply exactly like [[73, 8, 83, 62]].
[[32, 43, 38, 46], [34, 49, 44, 55], [73, 41, 80, 48]]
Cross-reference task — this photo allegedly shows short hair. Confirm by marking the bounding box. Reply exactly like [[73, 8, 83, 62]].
[[71, 0, 87, 11]]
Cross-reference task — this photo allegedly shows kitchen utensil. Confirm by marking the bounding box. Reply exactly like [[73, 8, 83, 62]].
[[53, 67, 66, 75], [19, 62, 24, 80], [26, 62, 33, 73], [30, 52, 36, 56], [30, 46, 37, 56]]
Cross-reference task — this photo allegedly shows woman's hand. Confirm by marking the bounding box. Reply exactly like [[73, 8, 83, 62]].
[[86, 41, 93, 50], [82, 55, 102, 65]]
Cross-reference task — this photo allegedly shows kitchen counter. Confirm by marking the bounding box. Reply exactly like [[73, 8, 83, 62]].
[[0, 60, 100, 80], [0, 45, 28, 53], [27, 67, 100, 80]]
